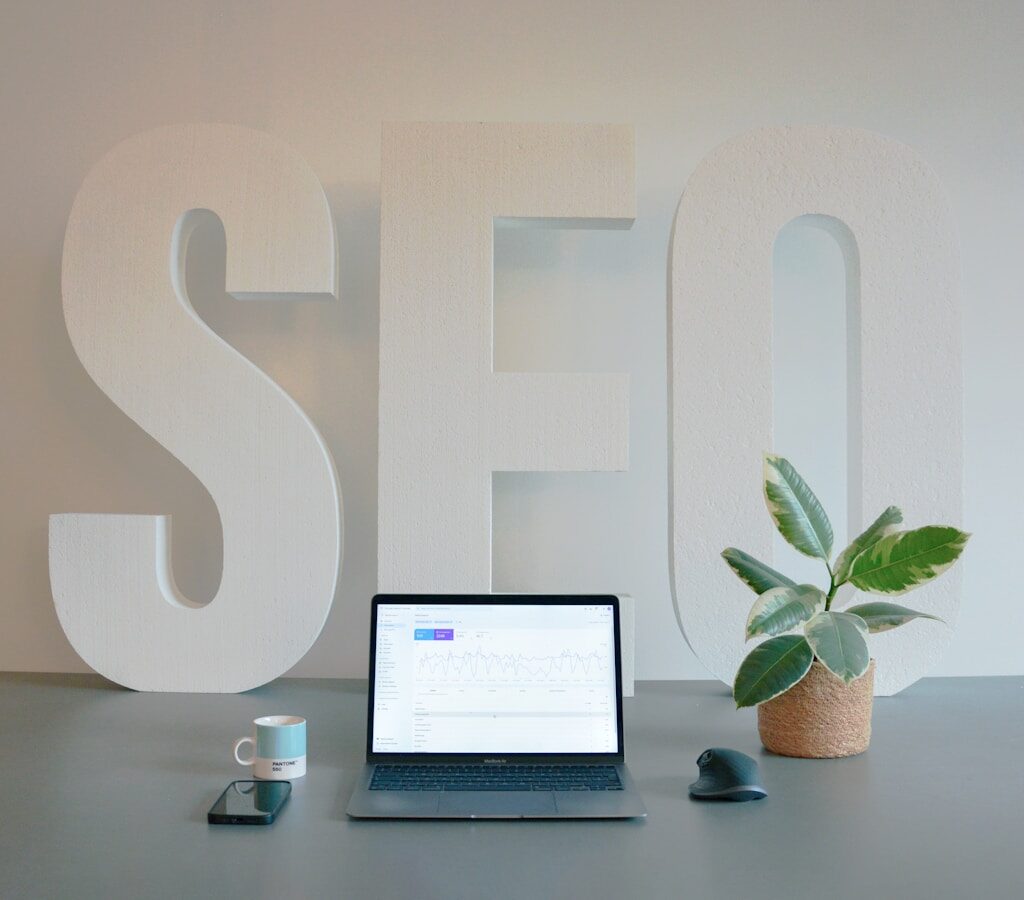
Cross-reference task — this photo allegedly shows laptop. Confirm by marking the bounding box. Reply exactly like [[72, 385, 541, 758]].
[[346, 594, 647, 819]]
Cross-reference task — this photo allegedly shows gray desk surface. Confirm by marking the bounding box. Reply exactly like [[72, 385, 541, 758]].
[[1, 673, 1021, 900]]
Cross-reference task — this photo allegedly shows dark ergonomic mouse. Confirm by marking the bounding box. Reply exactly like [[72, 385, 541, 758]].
[[688, 748, 767, 802]]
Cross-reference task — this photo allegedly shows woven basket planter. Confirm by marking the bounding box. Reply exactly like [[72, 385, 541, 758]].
[[757, 660, 875, 758]]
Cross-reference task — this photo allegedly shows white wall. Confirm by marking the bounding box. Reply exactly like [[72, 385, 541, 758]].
[[2, 0, 1021, 680]]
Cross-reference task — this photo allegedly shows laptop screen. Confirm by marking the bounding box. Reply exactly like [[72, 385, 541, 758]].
[[370, 599, 620, 755]]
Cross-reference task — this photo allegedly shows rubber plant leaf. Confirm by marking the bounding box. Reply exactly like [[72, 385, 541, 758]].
[[722, 547, 797, 595], [733, 635, 814, 709], [746, 584, 826, 640], [833, 506, 903, 584], [843, 601, 944, 634], [848, 526, 970, 596], [803, 611, 871, 683], [763, 455, 833, 561]]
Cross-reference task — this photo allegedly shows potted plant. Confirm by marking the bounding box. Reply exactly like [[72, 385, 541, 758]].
[[724, 455, 969, 758]]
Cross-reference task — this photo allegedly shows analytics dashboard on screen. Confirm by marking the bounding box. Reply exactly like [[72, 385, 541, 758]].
[[371, 602, 618, 753]]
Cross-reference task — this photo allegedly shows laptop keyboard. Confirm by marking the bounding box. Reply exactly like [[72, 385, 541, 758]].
[[369, 764, 623, 792]]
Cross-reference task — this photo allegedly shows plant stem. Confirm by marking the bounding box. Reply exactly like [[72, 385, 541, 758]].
[[825, 562, 837, 611]]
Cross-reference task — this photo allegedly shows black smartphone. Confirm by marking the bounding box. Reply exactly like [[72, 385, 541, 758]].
[[208, 780, 291, 825]]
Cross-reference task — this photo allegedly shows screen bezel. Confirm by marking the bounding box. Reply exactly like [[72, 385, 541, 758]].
[[366, 594, 625, 764]]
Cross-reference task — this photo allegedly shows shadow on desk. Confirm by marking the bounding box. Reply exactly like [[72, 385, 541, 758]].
[[3, 671, 125, 691]]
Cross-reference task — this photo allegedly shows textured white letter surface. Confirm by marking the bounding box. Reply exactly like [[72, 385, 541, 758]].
[[51, 124, 342, 692], [670, 126, 961, 695], [378, 123, 633, 592]]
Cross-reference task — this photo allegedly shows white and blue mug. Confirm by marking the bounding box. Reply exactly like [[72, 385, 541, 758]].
[[233, 715, 306, 780]]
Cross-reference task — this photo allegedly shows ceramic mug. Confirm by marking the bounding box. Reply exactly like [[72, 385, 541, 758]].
[[233, 715, 306, 780]]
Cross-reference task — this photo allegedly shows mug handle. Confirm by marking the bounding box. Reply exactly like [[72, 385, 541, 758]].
[[233, 736, 256, 766]]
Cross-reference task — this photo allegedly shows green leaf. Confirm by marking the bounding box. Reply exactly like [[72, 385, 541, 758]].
[[733, 635, 814, 708], [721, 548, 797, 595], [803, 611, 870, 683], [848, 526, 970, 596], [746, 584, 826, 640], [843, 601, 944, 633], [763, 455, 833, 560], [833, 506, 903, 584]]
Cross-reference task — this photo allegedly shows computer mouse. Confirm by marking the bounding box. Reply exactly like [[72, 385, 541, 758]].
[[688, 748, 767, 802]]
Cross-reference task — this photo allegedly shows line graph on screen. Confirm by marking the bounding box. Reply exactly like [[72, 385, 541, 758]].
[[415, 647, 608, 683]]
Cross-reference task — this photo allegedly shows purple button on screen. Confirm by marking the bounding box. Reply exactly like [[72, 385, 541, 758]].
[[433, 629, 454, 640]]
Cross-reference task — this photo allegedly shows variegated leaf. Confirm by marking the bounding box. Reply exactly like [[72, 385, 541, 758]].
[[722, 547, 797, 595], [803, 611, 870, 683], [733, 635, 814, 708], [843, 601, 943, 633], [746, 584, 826, 640], [833, 506, 903, 584], [848, 526, 970, 596], [763, 455, 833, 561]]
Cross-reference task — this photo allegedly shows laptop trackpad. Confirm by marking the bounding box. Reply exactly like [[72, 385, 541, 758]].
[[437, 791, 556, 818]]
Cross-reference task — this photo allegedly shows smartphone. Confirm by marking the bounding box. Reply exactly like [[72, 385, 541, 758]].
[[208, 780, 291, 825]]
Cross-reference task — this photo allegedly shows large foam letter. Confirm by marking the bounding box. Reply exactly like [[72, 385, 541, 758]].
[[670, 126, 962, 695], [379, 123, 633, 591], [51, 124, 342, 692]]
